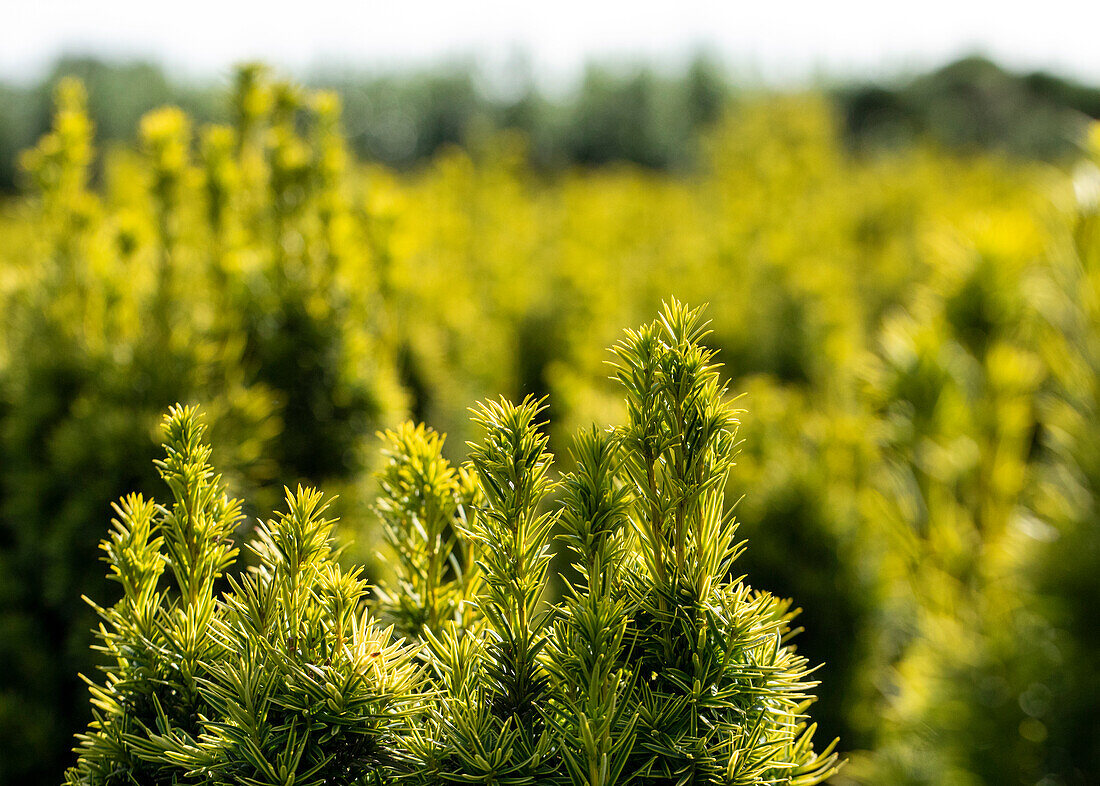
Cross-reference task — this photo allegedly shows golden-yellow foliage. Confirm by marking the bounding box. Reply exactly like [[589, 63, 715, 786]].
[[2, 71, 1098, 785]]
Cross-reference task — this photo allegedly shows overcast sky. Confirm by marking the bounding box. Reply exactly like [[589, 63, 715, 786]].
[[3, 1, 1100, 87]]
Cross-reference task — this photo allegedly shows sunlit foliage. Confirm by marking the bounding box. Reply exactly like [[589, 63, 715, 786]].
[[0, 66, 1097, 785], [67, 310, 840, 785]]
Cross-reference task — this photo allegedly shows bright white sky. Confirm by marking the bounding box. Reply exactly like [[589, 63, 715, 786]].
[[3, 0, 1100, 87]]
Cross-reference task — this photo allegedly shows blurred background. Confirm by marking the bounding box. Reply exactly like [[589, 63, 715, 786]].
[[3, 2, 1100, 784]]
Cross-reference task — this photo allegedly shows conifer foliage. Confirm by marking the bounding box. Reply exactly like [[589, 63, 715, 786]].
[[372, 423, 481, 641], [67, 303, 839, 785], [605, 301, 838, 785], [65, 406, 421, 785]]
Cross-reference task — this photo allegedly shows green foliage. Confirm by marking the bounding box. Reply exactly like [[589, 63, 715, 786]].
[[545, 427, 637, 786], [375, 302, 840, 786], [66, 305, 840, 786], [0, 68, 403, 782], [8, 53, 1100, 196], [373, 423, 480, 639], [6, 61, 1100, 786], [51, 301, 836, 786], [606, 302, 837, 785], [1035, 137, 1100, 780], [65, 406, 422, 786], [0, 79, 278, 784], [407, 396, 560, 784], [841, 56, 1099, 160]]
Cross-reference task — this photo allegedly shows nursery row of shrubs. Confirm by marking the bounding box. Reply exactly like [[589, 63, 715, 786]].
[[65, 304, 841, 785], [1, 67, 1098, 783]]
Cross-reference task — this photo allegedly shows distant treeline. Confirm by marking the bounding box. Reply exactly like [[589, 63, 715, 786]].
[[840, 56, 1100, 160], [1, 53, 1099, 192]]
